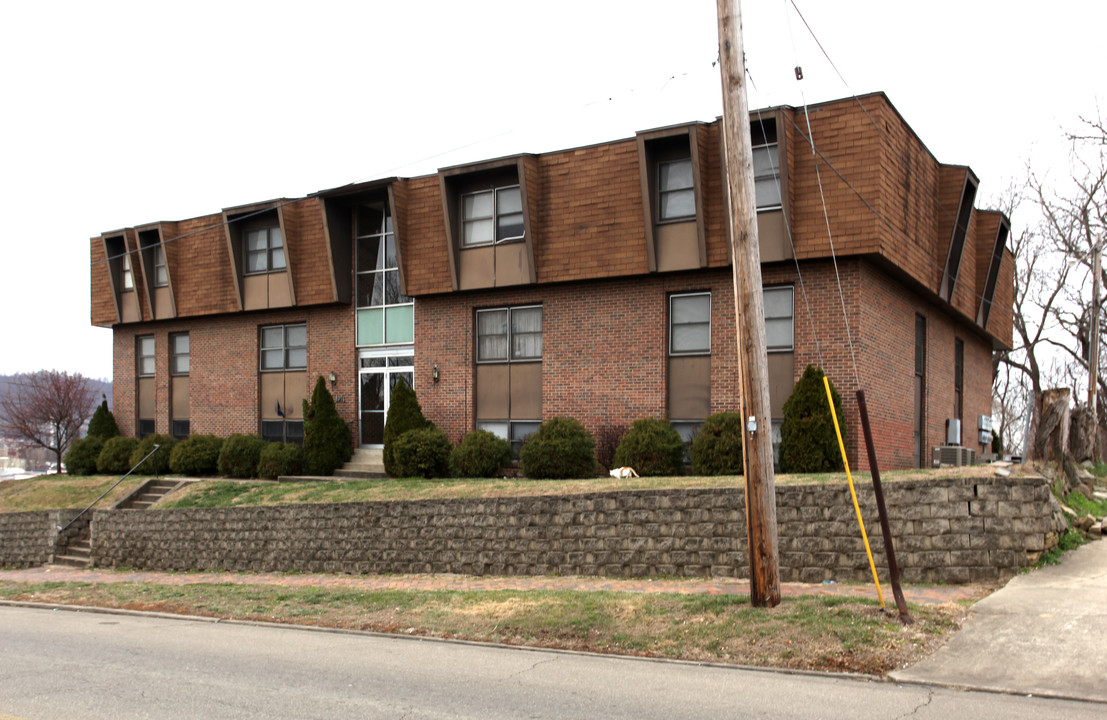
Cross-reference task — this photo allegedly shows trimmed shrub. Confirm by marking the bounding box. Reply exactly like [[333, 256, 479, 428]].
[[383, 377, 430, 477], [689, 412, 745, 476], [170, 434, 225, 476], [97, 436, 139, 474], [519, 417, 596, 479], [257, 442, 304, 480], [301, 376, 352, 476], [87, 400, 120, 440], [130, 434, 177, 475], [449, 429, 513, 478], [612, 418, 684, 476], [392, 426, 452, 478], [65, 436, 105, 476], [779, 365, 846, 473], [218, 434, 268, 479]]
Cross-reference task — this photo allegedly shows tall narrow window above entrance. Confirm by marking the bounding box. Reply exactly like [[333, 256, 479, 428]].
[[356, 201, 413, 346]]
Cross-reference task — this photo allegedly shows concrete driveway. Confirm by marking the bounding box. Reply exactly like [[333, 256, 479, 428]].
[[891, 539, 1107, 703]]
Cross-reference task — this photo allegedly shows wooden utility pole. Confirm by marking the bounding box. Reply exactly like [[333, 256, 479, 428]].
[[716, 0, 781, 607]]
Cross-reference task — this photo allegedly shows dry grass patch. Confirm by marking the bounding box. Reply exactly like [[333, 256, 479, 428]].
[[0, 580, 967, 675], [157, 464, 1014, 510], [0, 474, 148, 513]]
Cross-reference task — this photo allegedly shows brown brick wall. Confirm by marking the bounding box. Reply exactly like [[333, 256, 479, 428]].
[[416, 258, 996, 471], [111, 305, 356, 440]]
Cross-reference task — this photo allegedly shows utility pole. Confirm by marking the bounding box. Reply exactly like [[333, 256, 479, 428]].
[[716, 0, 781, 607]]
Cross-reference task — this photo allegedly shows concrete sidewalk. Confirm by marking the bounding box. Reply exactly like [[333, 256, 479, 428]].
[[891, 539, 1107, 703]]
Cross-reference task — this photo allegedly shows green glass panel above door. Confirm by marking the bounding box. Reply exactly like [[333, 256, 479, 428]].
[[384, 305, 414, 343], [357, 308, 384, 346]]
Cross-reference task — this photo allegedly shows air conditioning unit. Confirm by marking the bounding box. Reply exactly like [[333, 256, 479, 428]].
[[933, 446, 976, 467]]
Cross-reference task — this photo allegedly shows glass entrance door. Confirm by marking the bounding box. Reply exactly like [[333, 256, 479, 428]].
[[358, 349, 413, 447]]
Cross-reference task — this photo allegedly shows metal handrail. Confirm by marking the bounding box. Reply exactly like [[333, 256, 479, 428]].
[[57, 444, 161, 534]]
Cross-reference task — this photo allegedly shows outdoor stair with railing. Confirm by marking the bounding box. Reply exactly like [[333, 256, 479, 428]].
[[53, 526, 92, 568], [113, 478, 185, 510]]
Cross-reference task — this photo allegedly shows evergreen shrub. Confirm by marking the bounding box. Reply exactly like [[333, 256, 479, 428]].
[[779, 365, 846, 473], [612, 418, 684, 476], [392, 426, 452, 478], [689, 412, 745, 476], [87, 400, 120, 440], [130, 434, 177, 475], [65, 436, 105, 476], [449, 429, 513, 478], [257, 442, 304, 480], [519, 417, 595, 479], [301, 376, 352, 476], [382, 377, 430, 476], [97, 436, 139, 474], [170, 434, 224, 476], [218, 434, 267, 479]]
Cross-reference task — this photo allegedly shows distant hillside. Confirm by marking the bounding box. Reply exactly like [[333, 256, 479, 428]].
[[0, 373, 113, 434]]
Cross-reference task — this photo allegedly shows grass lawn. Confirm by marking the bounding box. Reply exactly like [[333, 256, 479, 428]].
[[0, 464, 1007, 513], [0, 578, 971, 675], [0, 474, 149, 513]]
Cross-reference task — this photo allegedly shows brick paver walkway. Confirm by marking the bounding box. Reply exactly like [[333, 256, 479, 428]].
[[0, 566, 990, 606]]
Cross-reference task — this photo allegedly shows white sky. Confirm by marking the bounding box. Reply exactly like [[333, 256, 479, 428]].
[[0, 0, 1102, 380]]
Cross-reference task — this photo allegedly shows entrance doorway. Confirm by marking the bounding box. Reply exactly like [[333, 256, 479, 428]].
[[358, 348, 413, 447]]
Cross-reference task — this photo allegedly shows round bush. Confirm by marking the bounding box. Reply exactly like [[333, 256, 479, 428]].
[[449, 429, 513, 478], [689, 412, 745, 476], [170, 434, 225, 476], [519, 417, 595, 479], [218, 434, 268, 479], [257, 442, 304, 480], [129, 434, 177, 475], [612, 418, 684, 476], [97, 436, 139, 474], [392, 426, 452, 479], [779, 365, 846, 473], [65, 436, 105, 476]]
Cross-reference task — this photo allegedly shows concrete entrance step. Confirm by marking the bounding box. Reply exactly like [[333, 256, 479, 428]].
[[280, 448, 387, 481]]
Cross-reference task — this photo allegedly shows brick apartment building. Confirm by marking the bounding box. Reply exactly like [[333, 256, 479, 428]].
[[90, 92, 1013, 471]]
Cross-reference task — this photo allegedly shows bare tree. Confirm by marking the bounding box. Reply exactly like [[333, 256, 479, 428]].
[[0, 370, 98, 474], [1028, 114, 1107, 458], [993, 188, 1074, 457]]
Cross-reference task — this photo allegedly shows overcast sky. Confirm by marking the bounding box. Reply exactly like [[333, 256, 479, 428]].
[[1, 0, 1102, 380]]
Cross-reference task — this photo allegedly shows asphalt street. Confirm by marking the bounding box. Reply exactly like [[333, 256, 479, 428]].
[[1, 605, 1102, 720]]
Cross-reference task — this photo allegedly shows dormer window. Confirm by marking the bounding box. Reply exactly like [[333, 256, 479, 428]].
[[462, 185, 524, 246], [658, 158, 695, 221], [152, 245, 168, 287], [245, 226, 285, 274], [122, 255, 135, 290], [752, 120, 781, 210]]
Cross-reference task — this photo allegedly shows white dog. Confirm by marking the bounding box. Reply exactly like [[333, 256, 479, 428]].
[[609, 466, 640, 478]]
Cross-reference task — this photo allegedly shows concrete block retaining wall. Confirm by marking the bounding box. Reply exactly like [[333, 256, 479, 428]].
[[84, 475, 1054, 584], [0, 509, 84, 568]]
